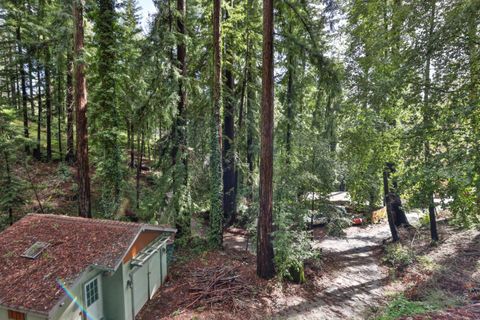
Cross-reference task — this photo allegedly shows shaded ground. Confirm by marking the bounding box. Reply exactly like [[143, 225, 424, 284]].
[[391, 223, 480, 320], [9, 160, 78, 220], [398, 303, 480, 319], [137, 223, 393, 319], [136, 248, 272, 320], [271, 224, 392, 320]]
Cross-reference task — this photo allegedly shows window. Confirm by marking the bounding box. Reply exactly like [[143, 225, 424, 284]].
[[85, 278, 99, 307], [8, 310, 25, 320]]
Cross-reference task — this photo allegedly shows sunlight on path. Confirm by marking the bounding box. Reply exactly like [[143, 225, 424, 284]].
[[276, 224, 391, 320]]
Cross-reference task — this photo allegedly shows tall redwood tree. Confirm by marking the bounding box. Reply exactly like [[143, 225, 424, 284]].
[[209, 0, 224, 248], [257, 0, 275, 279], [73, 0, 91, 218]]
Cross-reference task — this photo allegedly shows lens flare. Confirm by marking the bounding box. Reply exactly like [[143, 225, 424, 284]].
[[56, 279, 96, 320]]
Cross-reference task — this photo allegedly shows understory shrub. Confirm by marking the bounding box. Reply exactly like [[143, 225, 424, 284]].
[[382, 243, 415, 270], [377, 294, 432, 320]]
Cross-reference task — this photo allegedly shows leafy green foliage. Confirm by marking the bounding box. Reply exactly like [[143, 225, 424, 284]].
[[377, 294, 432, 320], [382, 243, 415, 270]]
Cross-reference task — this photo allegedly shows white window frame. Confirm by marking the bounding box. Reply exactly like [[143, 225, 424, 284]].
[[84, 277, 99, 307]]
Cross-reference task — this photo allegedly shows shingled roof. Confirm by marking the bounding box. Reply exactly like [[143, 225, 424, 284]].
[[0, 214, 175, 316]]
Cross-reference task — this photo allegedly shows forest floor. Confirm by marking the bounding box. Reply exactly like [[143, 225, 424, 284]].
[[137, 222, 393, 319], [138, 219, 480, 320]]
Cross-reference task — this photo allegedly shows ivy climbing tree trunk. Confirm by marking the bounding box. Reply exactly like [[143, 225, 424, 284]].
[[172, 0, 190, 238], [34, 64, 42, 160], [209, 0, 224, 248], [28, 51, 35, 118], [96, 0, 122, 205], [222, 4, 237, 227], [16, 25, 30, 154], [65, 48, 75, 163], [136, 130, 144, 210], [423, 0, 438, 242], [468, 1, 480, 218], [45, 47, 52, 161], [246, 64, 255, 201], [244, 0, 255, 202], [284, 50, 295, 156], [257, 0, 275, 279], [56, 55, 63, 159], [4, 152, 13, 225], [74, 0, 91, 218]]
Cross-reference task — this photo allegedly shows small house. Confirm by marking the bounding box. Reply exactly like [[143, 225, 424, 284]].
[[0, 214, 176, 320]]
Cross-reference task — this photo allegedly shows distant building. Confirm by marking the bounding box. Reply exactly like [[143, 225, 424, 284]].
[[0, 214, 176, 320]]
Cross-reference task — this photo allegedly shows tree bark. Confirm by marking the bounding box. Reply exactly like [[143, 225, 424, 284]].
[[423, 0, 438, 241], [136, 131, 144, 210], [468, 1, 480, 218], [74, 0, 92, 218], [28, 51, 35, 118], [17, 26, 30, 154], [209, 0, 224, 247], [130, 122, 135, 168], [96, 0, 121, 202], [174, 0, 187, 170], [222, 5, 237, 227], [56, 58, 63, 159], [284, 51, 294, 156], [45, 47, 52, 161], [65, 48, 75, 163], [9, 46, 18, 111], [34, 63, 42, 160], [4, 152, 13, 225], [383, 170, 399, 242], [385, 162, 410, 227], [257, 0, 275, 279]]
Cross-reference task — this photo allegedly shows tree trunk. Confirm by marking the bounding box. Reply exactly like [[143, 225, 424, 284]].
[[136, 131, 145, 210], [257, 0, 275, 279], [74, 0, 91, 218], [34, 63, 42, 160], [28, 52, 35, 118], [385, 162, 410, 227], [17, 26, 30, 154], [65, 48, 75, 163], [383, 170, 399, 242], [45, 47, 52, 161], [96, 0, 121, 202], [244, 0, 255, 202], [172, 0, 190, 238], [423, 0, 438, 242], [9, 46, 18, 111], [56, 57, 63, 159], [246, 55, 255, 202], [4, 152, 13, 225], [130, 122, 135, 168], [222, 5, 237, 227], [284, 50, 294, 156], [468, 2, 480, 217], [209, 0, 224, 247]]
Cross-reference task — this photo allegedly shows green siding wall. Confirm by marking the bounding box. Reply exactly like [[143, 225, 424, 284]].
[[50, 268, 101, 320], [102, 266, 125, 320], [122, 241, 168, 320]]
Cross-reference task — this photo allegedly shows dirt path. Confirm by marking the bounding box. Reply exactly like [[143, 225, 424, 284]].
[[273, 224, 392, 320]]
